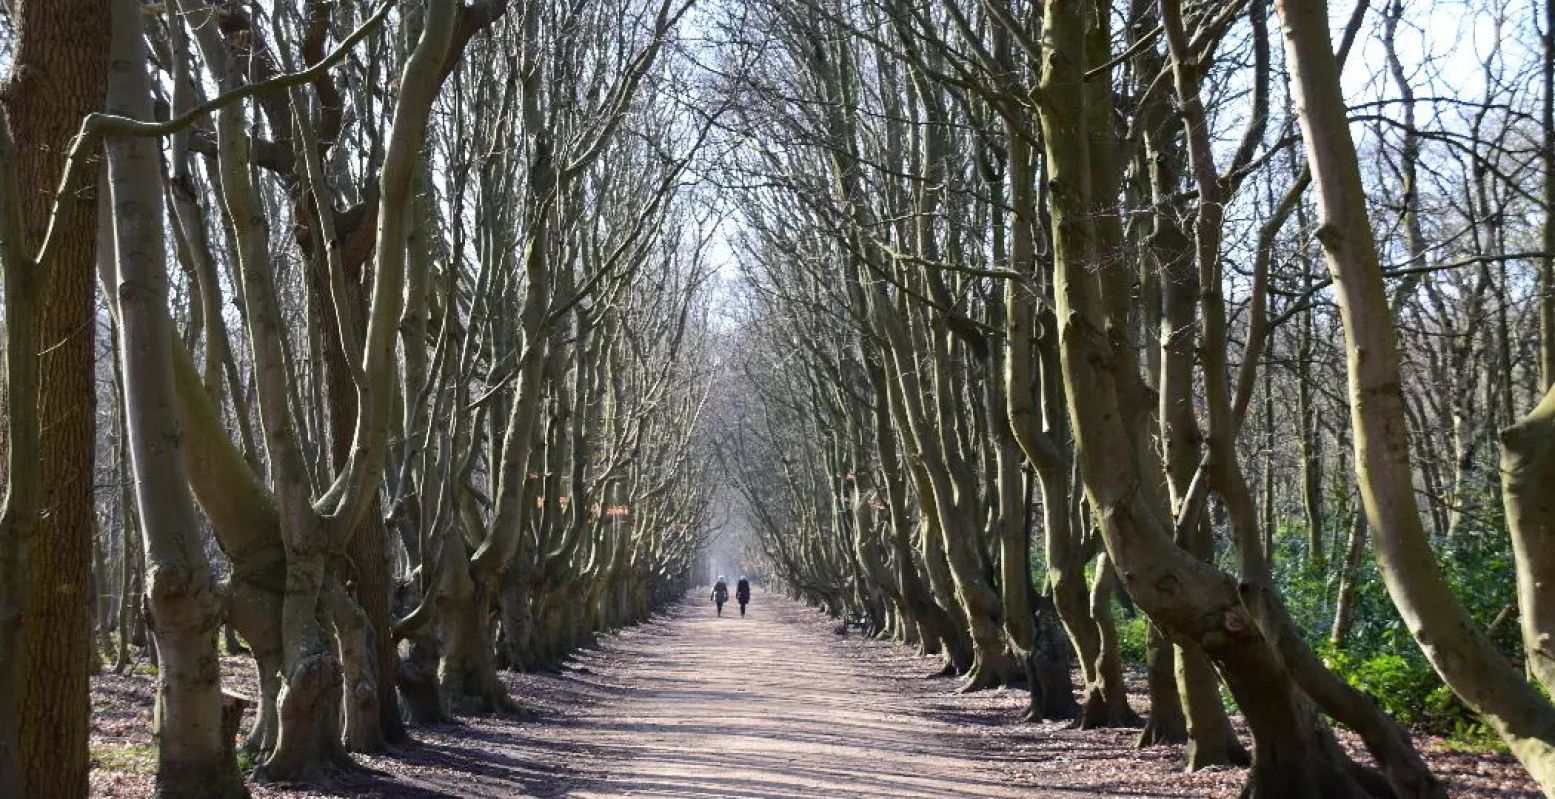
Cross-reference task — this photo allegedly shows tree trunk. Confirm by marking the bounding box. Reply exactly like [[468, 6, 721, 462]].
[[1503, 387, 1555, 697], [392, 578, 448, 725], [115, 436, 143, 673], [1330, 510, 1368, 649], [1042, 2, 1369, 793], [1277, 0, 1555, 790], [0, 0, 108, 793], [329, 579, 383, 753], [103, 1, 246, 792], [438, 547, 511, 714], [1079, 553, 1140, 728], [1298, 303, 1324, 568], [1136, 622, 1186, 746], [1544, 0, 1555, 390]]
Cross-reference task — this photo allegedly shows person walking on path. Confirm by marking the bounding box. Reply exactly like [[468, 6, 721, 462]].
[[736, 577, 751, 617], [712, 577, 729, 617]]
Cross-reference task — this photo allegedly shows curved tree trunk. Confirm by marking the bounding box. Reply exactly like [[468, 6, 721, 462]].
[[1039, 2, 1371, 793], [1277, 0, 1555, 791], [1078, 553, 1140, 729], [1503, 388, 1555, 698]]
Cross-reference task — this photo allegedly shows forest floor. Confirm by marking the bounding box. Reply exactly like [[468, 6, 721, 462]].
[[89, 593, 1539, 797]]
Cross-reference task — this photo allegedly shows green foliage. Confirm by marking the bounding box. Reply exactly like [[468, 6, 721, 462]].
[[1116, 609, 1149, 665], [1269, 490, 1518, 662], [1320, 646, 1499, 750], [1181, 487, 1519, 751], [1322, 650, 1433, 725], [1078, 484, 1517, 752], [1287, 485, 1517, 751], [1265, 519, 1340, 641]]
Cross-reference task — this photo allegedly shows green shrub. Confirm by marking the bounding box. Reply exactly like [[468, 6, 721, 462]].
[[1324, 651, 1434, 724], [1116, 611, 1149, 665], [1095, 485, 1518, 752], [1321, 646, 1497, 749]]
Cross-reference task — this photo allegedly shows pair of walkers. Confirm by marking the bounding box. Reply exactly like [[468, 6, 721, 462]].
[[711, 576, 750, 617]]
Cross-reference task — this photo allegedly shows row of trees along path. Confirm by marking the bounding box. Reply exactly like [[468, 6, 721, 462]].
[[6, 0, 1555, 796], [92, 591, 1534, 796]]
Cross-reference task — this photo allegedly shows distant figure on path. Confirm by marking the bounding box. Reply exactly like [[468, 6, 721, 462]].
[[712, 576, 729, 616], [736, 577, 751, 617]]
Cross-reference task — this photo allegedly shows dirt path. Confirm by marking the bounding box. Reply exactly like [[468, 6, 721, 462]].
[[297, 591, 1224, 798], [90, 591, 1539, 798], [557, 593, 1037, 798]]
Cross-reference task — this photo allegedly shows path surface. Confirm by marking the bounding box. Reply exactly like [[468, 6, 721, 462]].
[[311, 592, 1225, 798], [558, 594, 1033, 798], [89, 591, 1541, 798]]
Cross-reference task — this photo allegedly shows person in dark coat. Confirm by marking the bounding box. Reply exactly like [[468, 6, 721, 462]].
[[736, 577, 751, 617], [712, 576, 728, 617]]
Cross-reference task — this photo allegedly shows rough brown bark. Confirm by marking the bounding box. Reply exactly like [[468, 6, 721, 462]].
[[0, 1, 109, 795]]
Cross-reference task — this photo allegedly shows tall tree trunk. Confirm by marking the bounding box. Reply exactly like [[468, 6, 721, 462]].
[[1277, 0, 1555, 790], [1123, 0, 1242, 757], [998, 75, 1087, 720], [1080, 552, 1140, 728], [0, 0, 109, 794], [1504, 384, 1555, 682], [1298, 277, 1324, 568], [0, 109, 43, 799], [871, 356, 965, 667], [1042, 3, 1370, 794], [102, 3, 248, 794], [1508, 0, 1555, 700], [114, 408, 144, 674], [1544, 0, 1555, 389]]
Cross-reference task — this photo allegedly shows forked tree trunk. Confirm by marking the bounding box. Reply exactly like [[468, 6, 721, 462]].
[[1040, 2, 1371, 794]]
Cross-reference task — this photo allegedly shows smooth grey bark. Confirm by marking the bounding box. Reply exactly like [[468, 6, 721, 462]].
[[103, 1, 245, 793], [1277, 0, 1555, 791]]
